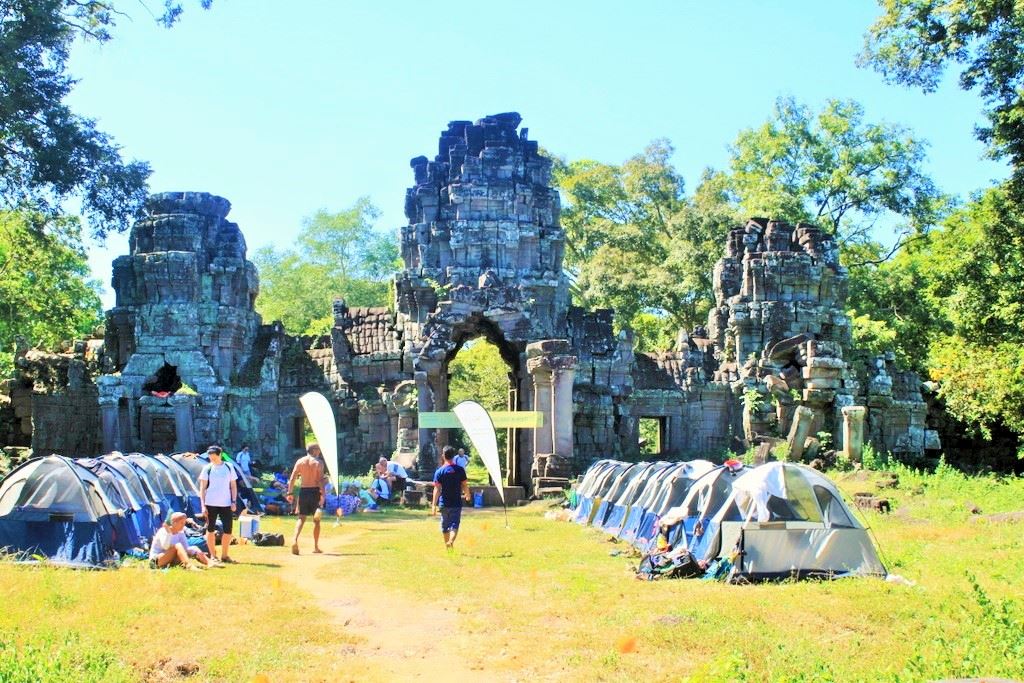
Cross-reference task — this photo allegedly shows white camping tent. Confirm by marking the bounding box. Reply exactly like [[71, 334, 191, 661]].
[[692, 462, 886, 581]]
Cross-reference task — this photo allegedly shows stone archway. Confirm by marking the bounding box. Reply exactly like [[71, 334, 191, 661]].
[[410, 306, 533, 483]]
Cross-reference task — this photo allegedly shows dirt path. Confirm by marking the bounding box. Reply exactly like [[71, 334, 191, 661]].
[[275, 524, 481, 681]]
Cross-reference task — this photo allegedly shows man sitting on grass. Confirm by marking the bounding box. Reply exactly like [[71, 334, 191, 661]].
[[369, 471, 391, 507], [149, 511, 215, 570]]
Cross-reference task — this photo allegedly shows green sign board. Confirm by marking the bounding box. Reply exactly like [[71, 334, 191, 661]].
[[418, 411, 544, 429]]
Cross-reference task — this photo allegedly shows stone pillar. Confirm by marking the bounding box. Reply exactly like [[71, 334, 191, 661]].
[[551, 359, 577, 460], [787, 406, 815, 460], [171, 393, 196, 452], [138, 396, 155, 450], [841, 405, 867, 464], [526, 340, 577, 491], [414, 370, 436, 474], [531, 363, 554, 457], [511, 373, 533, 487], [434, 372, 449, 449], [99, 396, 120, 454]]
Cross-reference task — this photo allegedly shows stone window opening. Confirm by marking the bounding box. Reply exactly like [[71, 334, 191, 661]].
[[141, 363, 183, 395], [639, 417, 664, 456], [291, 416, 308, 450]]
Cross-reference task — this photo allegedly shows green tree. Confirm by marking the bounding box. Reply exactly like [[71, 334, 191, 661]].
[[553, 142, 735, 350], [447, 338, 511, 465], [253, 198, 398, 335], [860, 0, 1024, 189], [844, 240, 948, 372], [918, 185, 1024, 441], [722, 96, 950, 252], [0, 210, 103, 377], [0, 0, 210, 238]]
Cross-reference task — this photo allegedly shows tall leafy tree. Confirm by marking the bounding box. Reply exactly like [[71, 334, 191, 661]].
[[0, 210, 103, 377], [0, 0, 210, 238], [253, 198, 399, 335], [553, 141, 735, 350], [920, 186, 1024, 439], [861, 0, 1024, 190], [721, 96, 950, 255], [844, 240, 947, 372]]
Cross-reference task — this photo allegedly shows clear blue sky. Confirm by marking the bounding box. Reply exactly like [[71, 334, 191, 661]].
[[66, 1, 1007, 307]]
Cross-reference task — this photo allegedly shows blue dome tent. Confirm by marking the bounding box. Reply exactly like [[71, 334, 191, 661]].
[[0, 456, 121, 567]]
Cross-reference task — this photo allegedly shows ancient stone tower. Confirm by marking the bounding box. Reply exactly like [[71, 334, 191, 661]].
[[392, 113, 581, 482], [2, 114, 939, 480], [99, 192, 261, 453]]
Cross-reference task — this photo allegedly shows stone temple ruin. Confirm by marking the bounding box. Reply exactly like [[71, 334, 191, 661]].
[[0, 112, 940, 490]]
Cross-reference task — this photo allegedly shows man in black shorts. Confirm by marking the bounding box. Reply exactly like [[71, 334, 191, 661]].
[[287, 444, 327, 555]]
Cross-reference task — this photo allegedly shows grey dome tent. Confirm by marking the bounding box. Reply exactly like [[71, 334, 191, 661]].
[[573, 461, 627, 525], [655, 461, 751, 553], [599, 461, 672, 534], [691, 462, 886, 581], [124, 453, 196, 518], [79, 456, 159, 551]]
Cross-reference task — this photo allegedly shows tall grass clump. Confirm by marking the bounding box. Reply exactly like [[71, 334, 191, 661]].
[[0, 632, 129, 683], [899, 574, 1024, 681]]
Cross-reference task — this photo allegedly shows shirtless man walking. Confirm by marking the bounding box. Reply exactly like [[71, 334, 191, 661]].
[[287, 443, 327, 555]]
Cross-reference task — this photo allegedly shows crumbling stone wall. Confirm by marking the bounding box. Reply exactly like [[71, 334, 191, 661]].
[[696, 218, 935, 458], [7, 342, 104, 456], [1, 115, 938, 480]]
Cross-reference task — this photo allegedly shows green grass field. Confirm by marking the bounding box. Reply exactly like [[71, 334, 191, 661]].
[[0, 464, 1022, 682]]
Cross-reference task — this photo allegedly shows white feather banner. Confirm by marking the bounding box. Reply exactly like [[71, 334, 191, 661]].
[[452, 400, 505, 506], [299, 392, 339, 494]]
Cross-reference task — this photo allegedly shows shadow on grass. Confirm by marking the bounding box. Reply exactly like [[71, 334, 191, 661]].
[[459, 552, 514, 559]]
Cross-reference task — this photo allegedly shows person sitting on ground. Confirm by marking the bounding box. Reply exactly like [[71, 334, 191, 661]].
[[150, 511, 215, 570], [198, 445, 239, 564], [379, 456, 409, 503], [453, 447, 470, 469], [369, 471, 391, 507], [286, 443, 327, 555]]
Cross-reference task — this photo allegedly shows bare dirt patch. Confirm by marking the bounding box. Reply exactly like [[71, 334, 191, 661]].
[[275, 525, 478, 681]]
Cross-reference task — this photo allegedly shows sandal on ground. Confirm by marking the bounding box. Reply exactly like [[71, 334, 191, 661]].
[[219, 557, 238, 564]]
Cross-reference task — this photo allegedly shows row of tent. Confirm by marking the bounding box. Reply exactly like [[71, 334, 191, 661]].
[[570, 458, 886, 582], [0, 452, 261, 568]]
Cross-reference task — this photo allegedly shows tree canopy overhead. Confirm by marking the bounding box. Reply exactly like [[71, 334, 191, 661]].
[[0, 0, 210, 238], [861, 0, 1024, 190], [719, 96, 951, 256], [552, 141, 737, 350]]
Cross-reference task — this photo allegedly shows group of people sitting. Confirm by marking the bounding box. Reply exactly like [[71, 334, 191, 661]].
[[369, 456, 410, 507]]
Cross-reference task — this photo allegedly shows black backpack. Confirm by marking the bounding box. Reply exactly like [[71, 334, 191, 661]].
[[636, 550, 703, 581], [251, 532, 285, 547]]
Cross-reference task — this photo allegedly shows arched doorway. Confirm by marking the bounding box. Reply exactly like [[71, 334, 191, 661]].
[[433, 317, 526, 485], [445, 334, 516, 483]]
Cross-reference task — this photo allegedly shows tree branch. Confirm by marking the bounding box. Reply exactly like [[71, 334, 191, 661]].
[[847, 232, 929, 267]]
